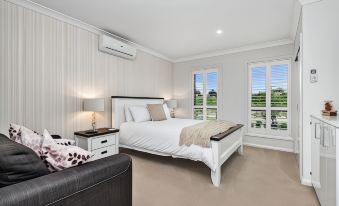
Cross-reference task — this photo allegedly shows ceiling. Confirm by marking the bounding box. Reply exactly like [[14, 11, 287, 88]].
[[31, 0, 298, 61]]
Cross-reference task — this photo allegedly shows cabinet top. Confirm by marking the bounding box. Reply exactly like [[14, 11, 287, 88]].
[[74, 128, 119, 138], [311, 114, 339, 128]]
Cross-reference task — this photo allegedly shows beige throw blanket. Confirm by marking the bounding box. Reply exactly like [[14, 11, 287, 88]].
[[179, 120, 237, 148]]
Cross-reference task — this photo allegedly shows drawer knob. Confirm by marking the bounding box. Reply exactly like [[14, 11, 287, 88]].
[[101, 140, 108, 144], [101, 150, 108, 154]]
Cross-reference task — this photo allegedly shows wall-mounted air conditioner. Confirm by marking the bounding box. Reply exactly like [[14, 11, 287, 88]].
[[99, 34, 137, 60]]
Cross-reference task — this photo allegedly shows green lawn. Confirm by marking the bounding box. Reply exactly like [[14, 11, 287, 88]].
[[193, 95, 217, 120], [194, 95, 217, 106], [252, 91, 287, 107]]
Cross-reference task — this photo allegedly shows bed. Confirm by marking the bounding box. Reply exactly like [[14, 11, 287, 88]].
[[111, 96, 243, 186]]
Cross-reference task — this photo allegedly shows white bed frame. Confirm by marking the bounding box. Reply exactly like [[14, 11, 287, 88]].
[[111, 96, 243, 187]]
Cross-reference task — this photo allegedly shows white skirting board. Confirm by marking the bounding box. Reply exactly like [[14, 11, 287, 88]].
[[301, 177, 312, 187], [244, 134, 295, 153]]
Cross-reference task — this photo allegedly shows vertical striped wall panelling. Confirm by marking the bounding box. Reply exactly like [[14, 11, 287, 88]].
[[0, 0, 173, 138]]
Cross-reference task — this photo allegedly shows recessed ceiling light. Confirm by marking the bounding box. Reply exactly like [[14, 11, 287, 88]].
[[216, 29, 223, 35]]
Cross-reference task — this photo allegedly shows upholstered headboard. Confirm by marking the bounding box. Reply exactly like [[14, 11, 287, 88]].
[[111, 96, 164, 128]]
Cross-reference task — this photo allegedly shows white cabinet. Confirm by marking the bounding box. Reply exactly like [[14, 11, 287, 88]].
[[74, 128, 119, 161], [311, 115, 338, 206]]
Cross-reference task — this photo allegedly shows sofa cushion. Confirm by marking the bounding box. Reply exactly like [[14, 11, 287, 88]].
[[0, 133, 50, 188]]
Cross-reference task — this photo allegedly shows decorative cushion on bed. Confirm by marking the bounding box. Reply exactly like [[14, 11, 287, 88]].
[[129, 105, 151, 122], [163, 104, 171, 119], [147, 104, 167, 121], [124, 105, 134, 122]]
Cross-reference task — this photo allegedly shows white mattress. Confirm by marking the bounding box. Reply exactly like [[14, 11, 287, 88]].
[[119, 118, 216, 170]]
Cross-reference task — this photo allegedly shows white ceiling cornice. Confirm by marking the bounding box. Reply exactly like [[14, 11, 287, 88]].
[[298, 0, 323, 5], [174, 39, 293, 63], [6, 0, 175, 62], [290, 0, 323, 41], [290, 0, 302, 41]]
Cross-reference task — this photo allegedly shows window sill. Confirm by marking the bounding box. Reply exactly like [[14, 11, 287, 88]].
[[245, 133, 294, 141]]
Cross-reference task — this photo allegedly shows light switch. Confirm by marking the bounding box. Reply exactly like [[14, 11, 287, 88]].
[[310, 69, 318, 83]]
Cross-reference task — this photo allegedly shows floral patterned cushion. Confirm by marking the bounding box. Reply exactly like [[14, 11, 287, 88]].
[[21, 129, 44, 155], [9, 123, 39, 143], [42, 129, 75, 146], [13, 126, 92, 172], [42, 129, 92, 171], [20, 129, 56, 171], [55, 139, 76, 146]]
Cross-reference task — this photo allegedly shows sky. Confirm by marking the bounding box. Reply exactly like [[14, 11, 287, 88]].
[[252, 64, 288, 94], [195, 72, 217, 93]]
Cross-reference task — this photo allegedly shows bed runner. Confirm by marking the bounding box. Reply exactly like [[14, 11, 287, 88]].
[[179, 120, 237, 148]]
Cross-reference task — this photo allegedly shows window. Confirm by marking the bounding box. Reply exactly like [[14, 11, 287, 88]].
[[248, 59, 290, 137], [193, 69, 218, 120]]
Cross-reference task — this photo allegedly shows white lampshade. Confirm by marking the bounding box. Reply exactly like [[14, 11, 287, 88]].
[[166, 99, 177, 109], [83, 98, 105, 112]]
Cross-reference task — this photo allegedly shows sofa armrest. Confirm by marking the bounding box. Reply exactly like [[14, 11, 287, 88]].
[[0, 154, 132, 206]]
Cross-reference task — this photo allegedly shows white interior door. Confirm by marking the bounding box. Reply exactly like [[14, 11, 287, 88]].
[[298, 33, 304, 181]]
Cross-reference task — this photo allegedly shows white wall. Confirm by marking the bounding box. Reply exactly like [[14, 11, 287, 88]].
[[0, 0, 173, 138], [301, 0, 339, 184], [173, 44, 297, 151]]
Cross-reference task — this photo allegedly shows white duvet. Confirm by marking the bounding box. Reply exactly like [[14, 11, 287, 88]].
[[119, 118, 216, 171]]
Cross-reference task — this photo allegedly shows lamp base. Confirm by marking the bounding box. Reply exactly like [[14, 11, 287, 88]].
[[170, 109, 175, 118], [91, 112, 97, 132]]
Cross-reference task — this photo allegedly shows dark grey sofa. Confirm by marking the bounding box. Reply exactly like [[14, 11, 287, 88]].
[[0, 133, 132, 206]]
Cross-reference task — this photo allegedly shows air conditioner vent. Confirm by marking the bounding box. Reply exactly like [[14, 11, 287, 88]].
[[99, 34, 136, 60]]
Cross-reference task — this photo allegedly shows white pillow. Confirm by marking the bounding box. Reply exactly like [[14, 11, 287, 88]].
[[124, 105, 134, 122], [163, 104, 171, 119], [129, 105, 151, 122]]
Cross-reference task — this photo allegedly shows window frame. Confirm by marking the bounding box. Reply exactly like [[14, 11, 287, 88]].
[[192, 68, 219, 120], [247, 59, 291, 137]]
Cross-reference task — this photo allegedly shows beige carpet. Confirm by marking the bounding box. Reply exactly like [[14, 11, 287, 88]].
[[120, 146, 319, 206]]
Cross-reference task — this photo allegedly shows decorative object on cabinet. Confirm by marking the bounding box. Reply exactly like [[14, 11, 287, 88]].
[[322, 100, 337, 116], [166, 99, 177, 118], [74, 128, 119, 161], [83, 98, 105, 132]]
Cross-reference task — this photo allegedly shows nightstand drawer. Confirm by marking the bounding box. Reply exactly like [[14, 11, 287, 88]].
[[91, 135, 115, 150], [90, 145, 116, 161]]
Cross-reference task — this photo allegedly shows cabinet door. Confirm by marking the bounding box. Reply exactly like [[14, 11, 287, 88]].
[[325, 126, 336, 206], [319, 123, 328, 205], [311, 118, 321, 189]]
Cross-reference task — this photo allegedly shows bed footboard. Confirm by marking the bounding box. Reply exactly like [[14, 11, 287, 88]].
[[210, 125, 243, 187]]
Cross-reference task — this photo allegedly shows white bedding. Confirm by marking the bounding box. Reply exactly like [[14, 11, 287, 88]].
[[119, 118, 216, 170]]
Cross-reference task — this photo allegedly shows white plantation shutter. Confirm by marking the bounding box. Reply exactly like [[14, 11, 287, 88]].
[[248, 60, 290, 137], [271, 64, 288, 107], [193, 69, 218, 120], [251, 66, 266, 107]]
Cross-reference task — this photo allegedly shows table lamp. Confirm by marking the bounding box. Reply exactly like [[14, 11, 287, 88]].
[[83, 98, 105, 132], [166, 99, 177, 118]]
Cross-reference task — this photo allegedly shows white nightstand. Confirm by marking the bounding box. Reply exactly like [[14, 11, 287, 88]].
[[74, 128, 119, 161]]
